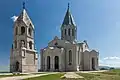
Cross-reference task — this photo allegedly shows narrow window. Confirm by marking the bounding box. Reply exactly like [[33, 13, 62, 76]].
[[21, 26, 25, 35], [47, 56, 50, 70], [29, 41, 32, 49], [69, 50, 72, 65], [21, 40, 25, 47], [62, 30, 63, 37], [72, 29, 74, 36], [68, 28, 70, 36], [24, 51, 25, 56], [28, 28, 32, 36]]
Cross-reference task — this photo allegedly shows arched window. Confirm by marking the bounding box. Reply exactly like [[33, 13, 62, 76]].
[[15, 61, 19, 71], [69, 50, 72, 65], [15, 27, 18, 35], [28, 28, 32, 36], [65, 29, 66, 35], [21, 40, 25, 47], [68, 28, 70, 36], [54, 56, 59, 69], [47, 56, 50, 70], [29, 41, 32, 49], [62, 30, 63, 37], [21, 26, 25, 35], [72, 29, 74, 36], [14, 40, 17, 48]]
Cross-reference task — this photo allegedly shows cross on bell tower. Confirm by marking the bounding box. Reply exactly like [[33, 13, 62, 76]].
[[23, 1, 25, 9], [61, 3, 77, 42]]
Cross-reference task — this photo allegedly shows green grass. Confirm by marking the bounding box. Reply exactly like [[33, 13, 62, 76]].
[[94, 69, 120, 75], [2, 69, 119, 80], [24, 73, 64, 80], [77, 69, 120, 80], [77, 73, 120, 80], [24, 69, 120, 80]]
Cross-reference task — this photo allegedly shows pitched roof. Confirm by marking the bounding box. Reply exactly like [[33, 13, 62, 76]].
[[62, 3, 76, 26], [16, 2, 34, 29]]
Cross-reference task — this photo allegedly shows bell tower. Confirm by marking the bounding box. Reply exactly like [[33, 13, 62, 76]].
[[61, 3, 77, 42], [10, 2, 38, 73]]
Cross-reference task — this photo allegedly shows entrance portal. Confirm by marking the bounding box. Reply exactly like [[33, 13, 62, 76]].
[[15, 61, 19, 72], [54, 56, 59, 70], [47, 56, 50, 70], [92, 58, 95, 70]]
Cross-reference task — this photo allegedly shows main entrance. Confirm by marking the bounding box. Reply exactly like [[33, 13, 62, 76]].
[[54, 56, 59, 70], [92, 57, 95, 70], [15, 61, 19, 72]]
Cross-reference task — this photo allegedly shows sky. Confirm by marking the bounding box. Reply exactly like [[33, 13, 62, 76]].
[[0, 0, 120, 71]]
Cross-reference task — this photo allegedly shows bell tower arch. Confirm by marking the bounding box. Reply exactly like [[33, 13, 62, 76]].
[[61, 3, 77, 42]]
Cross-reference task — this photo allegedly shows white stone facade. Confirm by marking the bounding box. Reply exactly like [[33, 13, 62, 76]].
[[40, 4, 99, 72], [10, 7, 38, 73], [40, 38, 99, 71]]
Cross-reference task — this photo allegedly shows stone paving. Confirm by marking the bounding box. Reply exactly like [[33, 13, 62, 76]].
[[0, 72, 59, 80], [62, 70, 107, 79], [63, 72, 84, 79]]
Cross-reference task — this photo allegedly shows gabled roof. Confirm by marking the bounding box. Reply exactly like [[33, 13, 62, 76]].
[[62, 3, 76, 26], [16, 2, 34, 29]]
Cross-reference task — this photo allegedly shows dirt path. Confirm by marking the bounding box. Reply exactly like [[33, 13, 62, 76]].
[[0, 72, 59, 80], [79, 70, 108, 73]]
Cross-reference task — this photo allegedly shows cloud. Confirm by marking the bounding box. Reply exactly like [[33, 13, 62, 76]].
[[99, 60, 103, 63], [11, 16, 18, 22], [99, 56, 120, 68], [103, 56, 120, 60], [99, 63, 109, 66]]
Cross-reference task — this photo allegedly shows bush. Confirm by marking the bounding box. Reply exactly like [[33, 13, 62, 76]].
[[100, 68, 108, 70]]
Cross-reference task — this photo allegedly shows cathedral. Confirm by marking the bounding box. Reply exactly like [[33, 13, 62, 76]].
[[40, 4, 99, 71], [10, 2, 38, 73], [10, 2, 99, 73]]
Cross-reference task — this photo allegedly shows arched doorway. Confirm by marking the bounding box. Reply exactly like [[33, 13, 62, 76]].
[[47, 56, 50, 70], [54, 56, 59, 70], [92, 58, 95, 70], [15, 61, 19, 72]]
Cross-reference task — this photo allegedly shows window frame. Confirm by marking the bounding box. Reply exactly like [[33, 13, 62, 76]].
[[68, 50, 72, 65], [29, 41, 32, 49], [21, 26, 25, 35]]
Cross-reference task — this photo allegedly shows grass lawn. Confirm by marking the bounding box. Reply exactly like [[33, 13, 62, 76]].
[[99, 69, 120, 75], [23, 69, 120, 80], [77, 69, 120, 80], [24, 73, 64, 80]]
